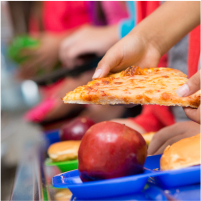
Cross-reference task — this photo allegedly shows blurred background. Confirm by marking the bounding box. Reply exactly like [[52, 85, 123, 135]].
[[1, 1, 142, 200]]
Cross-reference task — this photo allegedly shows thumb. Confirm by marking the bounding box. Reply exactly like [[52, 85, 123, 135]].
[[177, 70, 201, 97]]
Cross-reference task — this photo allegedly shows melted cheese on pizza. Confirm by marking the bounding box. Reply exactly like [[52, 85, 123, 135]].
[[63, 66, 201, 108]]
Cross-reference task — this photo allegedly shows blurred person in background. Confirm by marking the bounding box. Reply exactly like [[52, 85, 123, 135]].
[[19, 1, 90, 77], [60, 1, 132, 68], [25, 0, 138, 122], [11, 1, 92, 124], [55, 1, 140, 123]]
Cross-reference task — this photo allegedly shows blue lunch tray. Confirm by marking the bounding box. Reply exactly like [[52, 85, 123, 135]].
[[52, 168, 156, 199], [52, 155, 200, 199], [145, 155, 200, 189]]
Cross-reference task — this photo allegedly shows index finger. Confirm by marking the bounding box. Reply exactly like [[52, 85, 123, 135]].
[[92, 48, 122, 79]]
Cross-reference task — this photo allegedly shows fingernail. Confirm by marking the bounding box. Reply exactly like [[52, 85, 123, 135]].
[[92, 69, 102, 79], [177, 84, 189, 97]]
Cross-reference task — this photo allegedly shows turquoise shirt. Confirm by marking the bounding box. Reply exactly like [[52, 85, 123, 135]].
[[119, 1, 136, 38]]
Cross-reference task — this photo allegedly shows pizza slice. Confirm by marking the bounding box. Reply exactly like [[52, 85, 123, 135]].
[[63, 66, 201, 108]]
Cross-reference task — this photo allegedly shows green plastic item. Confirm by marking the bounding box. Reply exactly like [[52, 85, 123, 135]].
[[7, 35, 40, 64], [45, 158, 78, 173], [7, 35, 61, 77]]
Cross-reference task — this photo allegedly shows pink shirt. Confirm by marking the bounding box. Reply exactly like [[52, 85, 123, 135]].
[[30, 1, 90, 34], [43, 1, 90, 32], [101, 2, 129, 25]]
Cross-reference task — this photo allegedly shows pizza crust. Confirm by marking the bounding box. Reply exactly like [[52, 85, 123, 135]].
[[63, 66, 201, 108]]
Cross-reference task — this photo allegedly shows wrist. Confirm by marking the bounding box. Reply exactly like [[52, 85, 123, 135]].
[[127, 28, 162, 67]]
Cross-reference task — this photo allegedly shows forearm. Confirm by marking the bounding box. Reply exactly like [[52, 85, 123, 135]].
[[131, 1, 200, 56], [93, 1, 200, 79]]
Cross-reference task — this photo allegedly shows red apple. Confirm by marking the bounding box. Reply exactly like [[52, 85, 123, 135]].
[[78, 121, 147, 182], [60, 117, 95, 141]]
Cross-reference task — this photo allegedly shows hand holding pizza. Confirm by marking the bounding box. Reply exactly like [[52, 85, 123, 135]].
[[93, 1, 200, 79], [177, 70, 201, 124], [92, 33, 161, 79]]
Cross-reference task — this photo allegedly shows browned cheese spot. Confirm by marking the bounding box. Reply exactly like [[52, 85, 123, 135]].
[[122, 66, 141, 76], [93, 82, 100, 86], [189, 96, 200, 108], [161, 92, 171, 100], [102, 80, 110, 85], [136, 95, 143, 99], [114, 82, 123, 85], [81, 93, 99, 102], [123, 97, 129, 103], [162, 75, 169, 78]]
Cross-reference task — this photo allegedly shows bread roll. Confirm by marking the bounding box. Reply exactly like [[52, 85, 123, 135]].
[[54, 189, 72, 201], [160, 133, 200, 170], [142, 132, 155, 145], [48, 141, 81, 162]]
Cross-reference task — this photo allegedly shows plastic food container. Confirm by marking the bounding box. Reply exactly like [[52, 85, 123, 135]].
[[7, 35, 60, 77], [8, 35, 39, 64], [45, 158, 78, 173]]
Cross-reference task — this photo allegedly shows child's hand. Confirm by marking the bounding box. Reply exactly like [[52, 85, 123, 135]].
[[92, 33, 161, 79], [177, 70, 201, 124], [148, 121, 200, 155], [59, 25, 119, 69], [92, 1, 200, 79], [19, 33, 64, 79]]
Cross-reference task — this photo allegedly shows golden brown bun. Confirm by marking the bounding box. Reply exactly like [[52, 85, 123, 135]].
[[48, 141, 81, 162], [160, 133, 200, 170], [142, 132, 155, 145], [54, 189, 72, 201]]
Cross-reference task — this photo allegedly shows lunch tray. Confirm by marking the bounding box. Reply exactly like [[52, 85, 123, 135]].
[[52, 155, 200, 199], [53, 169, 154, 199], [45, 158, 78, 173], [145, 154, 200, 189], [43, 129, 60, 147]]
